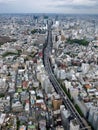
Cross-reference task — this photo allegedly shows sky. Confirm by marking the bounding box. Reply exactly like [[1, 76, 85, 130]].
[[0, 0, 98, 14]]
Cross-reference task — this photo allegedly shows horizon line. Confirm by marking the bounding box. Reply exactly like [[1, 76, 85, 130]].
[[0, 13, 98, 15]]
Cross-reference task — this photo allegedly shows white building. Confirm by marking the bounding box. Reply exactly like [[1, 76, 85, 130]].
[[59, 69, 66, 80], [70, 119, 79, 130], [0, 113, 6, 125], [63, 80, 72, 91], [25, 103, 29, 112], [61, 108, 70, 130], [81, 63, 90, 74], [42, 77, 52, 94], [70, 88, 79, 98], [0, 78, 7, 93]]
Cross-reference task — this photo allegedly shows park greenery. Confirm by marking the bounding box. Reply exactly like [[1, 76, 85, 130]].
[[75, 104, 84, 117], [31, 29, 46, 34], [2, 52, 18, 57], [2, 50, 22, 57], [0, 93, 5, 98], [67, 38, 89, 46]]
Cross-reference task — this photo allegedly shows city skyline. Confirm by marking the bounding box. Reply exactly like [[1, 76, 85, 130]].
[[0, 7, 98, 130], [0, 0, 98, 14]]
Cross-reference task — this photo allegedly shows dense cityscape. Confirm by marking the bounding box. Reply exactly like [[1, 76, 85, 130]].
[[0, 14, 98, 130]]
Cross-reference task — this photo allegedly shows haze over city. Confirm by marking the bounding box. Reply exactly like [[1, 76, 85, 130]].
[[0, 0, 98, 14]]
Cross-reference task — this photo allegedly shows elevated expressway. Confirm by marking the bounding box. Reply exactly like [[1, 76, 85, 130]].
[[43, 26, 90, 130]]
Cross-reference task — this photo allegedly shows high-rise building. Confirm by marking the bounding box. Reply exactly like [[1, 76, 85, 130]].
[[61, 109, 70, 130], [88, 107, 98, 130]]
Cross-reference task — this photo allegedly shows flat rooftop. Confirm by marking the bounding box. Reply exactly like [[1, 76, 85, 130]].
[[71, 119, 79, 126]]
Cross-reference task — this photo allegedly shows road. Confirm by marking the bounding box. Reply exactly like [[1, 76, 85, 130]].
[[43, 24, 90, 130]]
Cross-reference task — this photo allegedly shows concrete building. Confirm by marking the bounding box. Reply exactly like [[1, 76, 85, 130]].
[[56, 126, 64, 130], [61, 108, 70, 130], [70, 119, 79, 130], [0, 113, 6, 125], [74, 97, 88, 117], [88, 107, 98, 130], [58, 69, 66, 80], [44, 78, 52, 94], [70, 88, 79, 99], [0, 78, 7, 93], [39, 120, 46, 130], [12, 102, 23, 112], [52, 99, 62, 110], [63, 80, 72, 91], [81, 63, 90, 74], [40, 75, 52, 94]]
